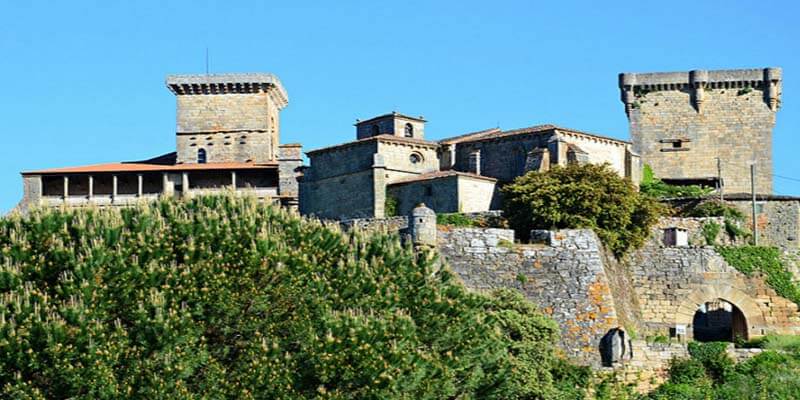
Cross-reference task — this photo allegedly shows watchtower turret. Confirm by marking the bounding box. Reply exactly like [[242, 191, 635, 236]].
[[619, 68, 781, 194]]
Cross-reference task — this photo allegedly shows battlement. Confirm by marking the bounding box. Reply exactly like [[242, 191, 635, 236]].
[[619, 67, 781, 194], [619, 68, 782, 114], [166, 73, 288, 108]]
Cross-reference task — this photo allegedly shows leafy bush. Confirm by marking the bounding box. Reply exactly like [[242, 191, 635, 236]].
[[716, 246, 800, 305], [0, 196, 574, 399], [384, 195, 398, 217], [701, 221, 721, 245], [687, 342, 733, 384], [640, 165, 713, 199], [683, 200, 743, 220], [436, 213, 476, 227], [501, 163, 664, 257]]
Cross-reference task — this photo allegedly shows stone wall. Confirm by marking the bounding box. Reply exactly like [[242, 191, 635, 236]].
[[627, 220, 800, 339], [301, 169, 378, 220], [727, 198, 800, 249], [438, 227, 622, 367], [621, 68, 780, 194], [175, 93, 281, 164], [388, 174, 496, 216]]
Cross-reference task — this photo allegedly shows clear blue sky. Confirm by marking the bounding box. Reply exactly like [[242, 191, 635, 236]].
[[2, 0, 799, 212]]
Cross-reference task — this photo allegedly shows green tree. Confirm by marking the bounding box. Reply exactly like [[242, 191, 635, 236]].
[[0, 195, 574, 399], [501, 163, 663, 257]]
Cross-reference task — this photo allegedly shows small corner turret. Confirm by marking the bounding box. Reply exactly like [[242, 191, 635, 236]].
[[355, 111, 426, 140]]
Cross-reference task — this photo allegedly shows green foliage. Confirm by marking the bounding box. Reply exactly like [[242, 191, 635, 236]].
[[640, 165, 714, 199], [701, 221, 721, 245], [716, 246, 800, 305], [384, 195, 398, 217], [501, 163, 664, 257], [0, 196, 573, 399], [687, 342, 733, 384], [683, 200, 743, 220], [436, 213, 475, 227], [647, 335, 670, 345], [760, 334, 800, 352], [436, 213, 507, 229]]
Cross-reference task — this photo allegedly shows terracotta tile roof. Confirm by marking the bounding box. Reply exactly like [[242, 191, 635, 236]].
[[23, 161, 278, 175], [306, 134, 438, 155], [439, 124, 630, 146], [388, 170, 497, 186]]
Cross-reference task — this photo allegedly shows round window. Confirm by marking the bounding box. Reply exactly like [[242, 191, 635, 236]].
[[409, 153, 422, 164]]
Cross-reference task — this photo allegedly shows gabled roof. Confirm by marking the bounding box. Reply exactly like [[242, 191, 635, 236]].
[[355, 112, 427, 126], [388, 170, 497, 186], [438, 127, 502, 145], [306, 134, 438, 156], [438, 124, 630, 146]]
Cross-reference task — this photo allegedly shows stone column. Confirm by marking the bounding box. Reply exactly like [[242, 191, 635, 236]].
[[231, 171, 237, 189], [112, 175, 118, 202], [137, 174, 143, 197], [88, 175, 94, 200], [182, 172, 190, 198], [63, 176, 69, 200]]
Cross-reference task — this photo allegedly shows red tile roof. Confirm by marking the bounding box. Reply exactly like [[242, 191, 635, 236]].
[[306, 134, 438, 155], [23, 161, 278, 175]]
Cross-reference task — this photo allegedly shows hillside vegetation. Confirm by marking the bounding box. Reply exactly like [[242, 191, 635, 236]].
[[0, 196, 580, 399]]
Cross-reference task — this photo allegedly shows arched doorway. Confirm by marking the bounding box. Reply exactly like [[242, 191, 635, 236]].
[[691, 299, 748, 342]]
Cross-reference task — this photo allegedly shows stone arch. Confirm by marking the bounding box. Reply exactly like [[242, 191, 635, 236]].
[[674, 285, 766, 340]]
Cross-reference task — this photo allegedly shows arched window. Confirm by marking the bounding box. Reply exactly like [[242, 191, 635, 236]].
[[371, 124, 380, 136], [404, 123, 414, 138], [197, 148, 207, 164]]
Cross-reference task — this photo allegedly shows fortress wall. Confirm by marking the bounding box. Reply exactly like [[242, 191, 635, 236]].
[[438, 228, 623, 367], [627, 220, 800, 338], [728, 199, 800, 249]]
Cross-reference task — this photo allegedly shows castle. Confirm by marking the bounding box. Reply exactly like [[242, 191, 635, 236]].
[[14, 68, 800, 387], [17, 67, 783, 222]]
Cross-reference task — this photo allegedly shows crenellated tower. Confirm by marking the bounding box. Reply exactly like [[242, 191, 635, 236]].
[[619, 68, 781, 194], [167, 73, 289, 164]]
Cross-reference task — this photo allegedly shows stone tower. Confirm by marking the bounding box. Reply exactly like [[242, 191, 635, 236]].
[[166, 73, 289, 164], [355, 112, 426, 140], [619, 68, 781, 194]]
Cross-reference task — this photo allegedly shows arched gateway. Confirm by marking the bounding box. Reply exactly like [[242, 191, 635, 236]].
[[674, 285, 766, 341]]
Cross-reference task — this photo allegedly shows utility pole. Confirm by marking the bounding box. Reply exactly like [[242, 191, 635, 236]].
[[751, 164, 758, 246], [717, 157, 724, 202]]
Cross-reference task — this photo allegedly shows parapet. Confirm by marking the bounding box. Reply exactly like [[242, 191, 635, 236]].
[[165, 73, 288, 108], [619, 68, 782, 115]]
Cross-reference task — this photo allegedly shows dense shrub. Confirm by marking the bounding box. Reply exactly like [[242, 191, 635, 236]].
[[687, 342, 733, 384], [650, 345, 800, 399], [501, 163, 663, 257], [716, 245, 800, 306], [639, 165, 713, 199], [0, 196, 573, 399]]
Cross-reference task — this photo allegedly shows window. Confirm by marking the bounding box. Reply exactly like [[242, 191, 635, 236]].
[[673, 141, 682, 149], [197, 148, 207, 164], [404, 123, 414, 138], [371, 125, 380, 136], [409, 153, 422, 164]]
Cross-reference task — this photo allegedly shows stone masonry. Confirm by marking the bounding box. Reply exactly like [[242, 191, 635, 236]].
[[438, 227, 623, 367], [620, 68, 781, 194], [167, 74, 288, 164]]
